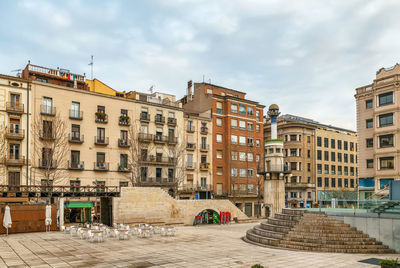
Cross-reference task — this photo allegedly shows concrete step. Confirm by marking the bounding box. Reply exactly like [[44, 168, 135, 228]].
[[274, 213, 302, 222], [252, 226, 286, 240], [279, 240, 390, 250], [282, 236, 381, 245], [267, 217, 297, 227], [246, 230, 280, 247], [282, 208, 304, 216], [259, 222, 291, 233], [278, 243, 395, 254], [286, 232, 370, 239]]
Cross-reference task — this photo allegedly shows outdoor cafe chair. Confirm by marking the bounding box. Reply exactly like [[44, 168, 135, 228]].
[[87, 230, 95, 243]]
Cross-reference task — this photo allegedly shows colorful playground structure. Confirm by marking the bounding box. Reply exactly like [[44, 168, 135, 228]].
[[194, 210, 231, 225]]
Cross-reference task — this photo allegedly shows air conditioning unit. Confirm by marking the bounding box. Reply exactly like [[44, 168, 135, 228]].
[[98, 163, 105, 168], [78, 164, 84, 169]]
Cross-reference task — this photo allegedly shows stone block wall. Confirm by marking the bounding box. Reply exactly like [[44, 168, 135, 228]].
[[113, 187, 249, 225]]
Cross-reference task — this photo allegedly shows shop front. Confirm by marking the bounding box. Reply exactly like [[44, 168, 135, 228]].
[[64, 202, 93, 224]]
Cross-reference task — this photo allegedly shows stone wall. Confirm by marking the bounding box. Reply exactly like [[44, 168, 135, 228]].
[[113, 187, 249, 225]]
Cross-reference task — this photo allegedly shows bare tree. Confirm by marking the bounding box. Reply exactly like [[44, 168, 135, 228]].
[[0, 126, 8, 184], [31, 112, 69, 202], [166, 135, 186, 199]]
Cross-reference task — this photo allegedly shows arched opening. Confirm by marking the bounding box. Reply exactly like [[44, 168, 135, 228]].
[[194, 209, 220, 225], [168, 189, 174, 197]]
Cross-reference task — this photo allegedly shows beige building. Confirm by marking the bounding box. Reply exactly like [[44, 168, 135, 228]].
[[265, 114, 357, 207], [355, 64, 400, 199]]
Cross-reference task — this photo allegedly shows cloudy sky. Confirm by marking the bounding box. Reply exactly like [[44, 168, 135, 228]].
[[1, 0, 400, 130]]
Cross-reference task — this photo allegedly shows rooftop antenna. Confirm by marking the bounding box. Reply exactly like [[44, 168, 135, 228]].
[[11, 69, 22, 77], [88, 55, 94, 80], [149, 85, 154, 94]]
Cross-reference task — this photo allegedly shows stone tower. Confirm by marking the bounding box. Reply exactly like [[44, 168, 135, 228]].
[[262, 104, 290, 217]]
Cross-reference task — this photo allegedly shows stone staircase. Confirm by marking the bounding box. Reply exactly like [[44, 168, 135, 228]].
[[244, 208, 395, 253]]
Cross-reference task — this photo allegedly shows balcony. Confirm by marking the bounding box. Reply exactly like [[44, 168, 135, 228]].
[[154, 135, 168, 144], [140, 113, 150, 122], [167, 117, 177, 126], [95, 112, 108, 123], [39, 131, 55, 140], [69, 110, 83, 120], [5, 127, 24, 140], [200, 144, 209, 152], [118, 165, 131, 173], [68, 134, 84, 143], [199, 162, 210, 171], [200, 127, 208, 134], [68, 161, 84, 170], [138, 133, 153, 143], [155, 115, 165, 125], [186, 143, 196, 150], [118, 138, 131, 147], [40, 105, 56, 116], [196, 184, 213, 192], [5, 156, 25, 166], [140, 156, 176, 166], [94, 136, 109, 145], [187, 126, 195, 132], [285, 182, 315, 189], [140, 177, 174, 186], [94, 162, 109, 171], [38, 159, 57, 169], [6, 102, 24, 114], [119, 116, 130, 126], [265, 164, 291, 174], [167, 136, 178, 145], [186, 162, 196, 170]]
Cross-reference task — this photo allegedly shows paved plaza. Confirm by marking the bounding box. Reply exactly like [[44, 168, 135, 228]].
[[0, 222, 398, 268]]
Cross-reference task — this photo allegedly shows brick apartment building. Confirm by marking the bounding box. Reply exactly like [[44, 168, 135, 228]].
[[182, 82, 265, 216]]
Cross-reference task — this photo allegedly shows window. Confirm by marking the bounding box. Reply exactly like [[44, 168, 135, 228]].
[[247, 137, 254, 147], [380, 157, 394, 169], [216, 150, 223, 159], [42, 97, 53, 114], [344, 166, 348, 175], [248, 184, 254, 193], [338, 153, 342, 162], [256, 125, 260, 132], [97, 127, 105, 143], [317, 177, 322, 187], [231, 135, 238, 144], [307, 136, 311, 143], [239, 152, 246, 161], [216, 134, 222, 143], [324, 177, 329, 187], [366, 138, 373, 148], [338, 166, 342, 175], [120, 154, 128, 169], [239, 168, 246, 177], [71, 102, 80, 118], [217, 167, 223, 175], [216, 102, 222, 114], [380, 178, 394, 189], [324, 151, 329, 161], [331, 178, 336, 188], [350, 154, 354, 163], [379, 92, 393, 106], [350, 167, 354, 176], [350, 142, 354, 151], [239, 104, 246, 114], [290, 134, 297, 141], [231, 151, 238, 161], [317, 137, 322, 146], [140, 167, 148, 181], [337, 140, 342, 150], [206, 88, 213, 94], [247, 152, 253, 162], [248, 169, 254, 177], [231, 103, 238, 113], [168, 168, 174, 180], [307, 163, 311, 172], [239, 136, 246, 145], [70, 150, 80, 167], [231, 119, 238, 128], [307, 150, 311, 158], [379, 113, 393, 127], [247, 106, 254, 115], [120, 181, 129, 187], [256, 110, 261, 120], [247, 122, 253, 131], [323, 138, 328, 148], [290, 149, 297, 157], [379, 134, 394, 148], [317, 150, 322, 160], [256, 154, 260, 162], [366, 119, 373, 128], [344, 179, 349, 188], [344, 153, 348, 163], [367, 159, 373, 168], [317, 164, 322, 174], [156, 168, 162, 179], [269, 148, 274, 154], [231, 168, 238, 177], [71, 124, 80, 141], [216, 118, 222, 126], [239, 120, 246, 129], [331, 152, 336, 162], [366, 99, 373, 109], [343, 141, 348, 150], [338, 178, 342, 187], [96, 152, 105, 166], [331, 139, 335, 149], [256, 140, 260, 147]]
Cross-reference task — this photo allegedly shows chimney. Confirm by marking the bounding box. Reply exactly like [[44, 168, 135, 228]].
[[187, 80, 193, 101]]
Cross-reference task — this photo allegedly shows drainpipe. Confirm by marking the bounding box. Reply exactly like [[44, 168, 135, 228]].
[[26, 79, 30, 186]]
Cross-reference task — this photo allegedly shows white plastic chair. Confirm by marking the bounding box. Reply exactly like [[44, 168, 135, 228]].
[[87, 230, 94, 243]]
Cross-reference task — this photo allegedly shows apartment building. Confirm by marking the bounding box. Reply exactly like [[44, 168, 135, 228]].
[[0, 63, 185, 198], [265, 114, 357, 207], [182, 82, 264, 217], [0, 75, 30, 188], [355, 64, 400, 199], [179, 113, 213, 199]]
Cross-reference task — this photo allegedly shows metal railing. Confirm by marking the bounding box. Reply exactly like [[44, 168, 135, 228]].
[[39, 130, 55, 140], [95, 112, 108, 123], [199, 162, 210, 170], [200, 127, 208, 134], [119, 116, 130, 126], [186, 162, 196, 169], [68, 161, 84, 170], [167, 136, 178, 145], [38, 159, 57, 169], [118, 138, 131, 147], [94, 136, 109, 145], [69, 110, 83, 120], [140, 113, 150, 122], [155, 115, 165, 124], [5, 127, 24, 140], [68, 133, 84, 143], [200, 144, 209, 151], [140, 177, 175, 184], [140, 156, 176, 165], [167, 117, 177, 126], [186, 143, 196, 150], [154, 135, 168, 143], [5, 156, 25, 166], [6, 102, 24, 113], [138, 133, 153, 142], [187, 125, 195, 132], [40, 105, 56, 116], [94, 162, 109, 171]]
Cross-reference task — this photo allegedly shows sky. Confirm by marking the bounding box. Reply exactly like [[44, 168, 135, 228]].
[[1, 0, 400, 130]]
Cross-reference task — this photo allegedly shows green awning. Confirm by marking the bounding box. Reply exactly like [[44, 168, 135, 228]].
[[65, 202, 93, 208]]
